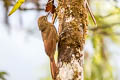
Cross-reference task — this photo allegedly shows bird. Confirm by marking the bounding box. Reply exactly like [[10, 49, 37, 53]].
[[38, 15, 58, 79]]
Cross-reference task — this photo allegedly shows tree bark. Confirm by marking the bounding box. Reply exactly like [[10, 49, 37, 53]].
[[56, 0, 88, 80]]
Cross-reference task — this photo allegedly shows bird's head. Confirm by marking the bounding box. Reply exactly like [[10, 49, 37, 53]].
[[38, 15, 48, 31], [38, 16, 47, 23]]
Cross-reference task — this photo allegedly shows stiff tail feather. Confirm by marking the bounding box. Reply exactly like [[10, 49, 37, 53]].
[[50, 59, 57, 80]]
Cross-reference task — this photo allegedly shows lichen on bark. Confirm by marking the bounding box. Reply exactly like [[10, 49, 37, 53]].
[[56, 0, 88, 80]]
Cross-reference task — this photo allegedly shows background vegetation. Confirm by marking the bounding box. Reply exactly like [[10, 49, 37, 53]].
[[0, 0, 120, 80]]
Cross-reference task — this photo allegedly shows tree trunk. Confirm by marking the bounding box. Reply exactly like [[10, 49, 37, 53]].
[[56, 0, 88, 80]]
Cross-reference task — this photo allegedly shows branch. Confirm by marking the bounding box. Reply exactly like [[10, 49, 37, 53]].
[[98, 6, 120, 18], [89, 22, 120, 31], [9, 2, 45, 11], [19, 7, 44, 11]]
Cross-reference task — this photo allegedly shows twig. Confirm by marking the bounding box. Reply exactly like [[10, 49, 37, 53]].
[[19, 7, 44, 11], [86, 0, 97, 26]]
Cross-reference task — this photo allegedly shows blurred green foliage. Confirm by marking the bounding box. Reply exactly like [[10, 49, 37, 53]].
[[84, 0, 120, 80], [0, 72, 7, 80], [1, 0, 120, 80]]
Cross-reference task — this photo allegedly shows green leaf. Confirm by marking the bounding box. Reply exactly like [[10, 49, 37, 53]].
[[8, 0, 25, 16]]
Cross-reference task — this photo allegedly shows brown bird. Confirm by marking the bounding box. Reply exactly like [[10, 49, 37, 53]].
[[38, 15, 58, 79]]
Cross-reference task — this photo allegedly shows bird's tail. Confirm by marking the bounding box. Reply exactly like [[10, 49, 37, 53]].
[[50, 58, 58, 80]]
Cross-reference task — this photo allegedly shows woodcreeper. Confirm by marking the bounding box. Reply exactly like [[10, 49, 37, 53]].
[[38, 15, 58, 79]]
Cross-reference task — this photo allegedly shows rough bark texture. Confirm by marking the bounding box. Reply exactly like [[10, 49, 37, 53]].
[[56, 0, 88, 80]]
